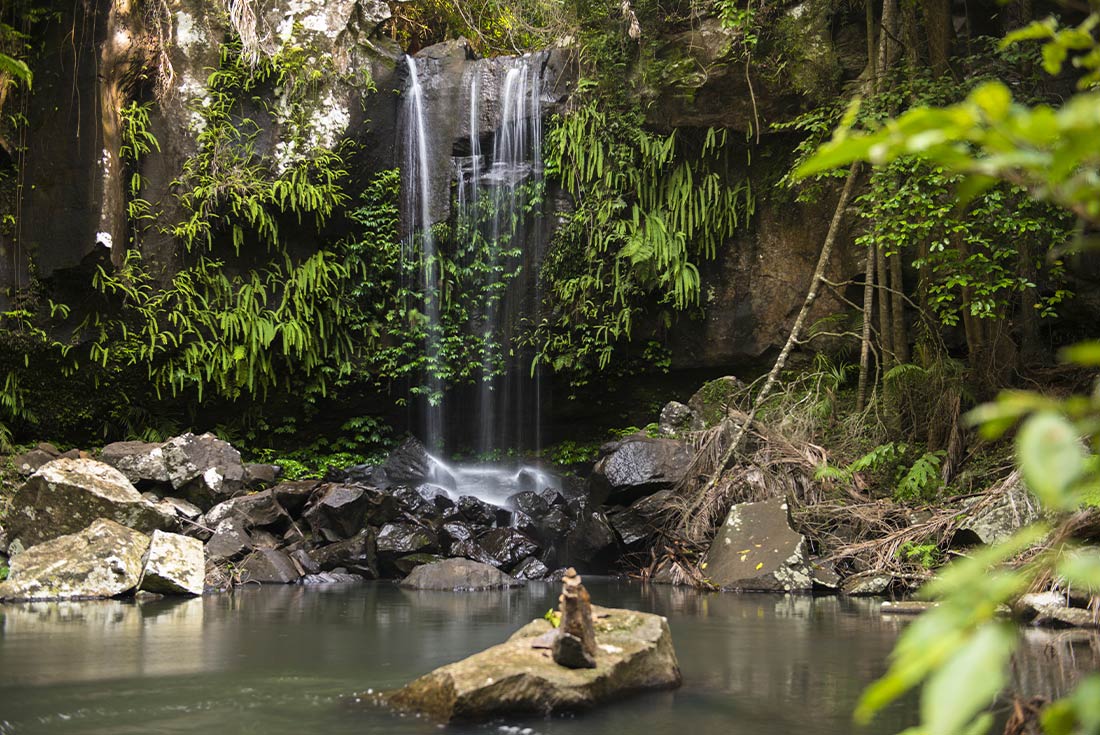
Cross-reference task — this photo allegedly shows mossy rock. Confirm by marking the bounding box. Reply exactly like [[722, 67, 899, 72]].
[[687, 376, 748, 429]]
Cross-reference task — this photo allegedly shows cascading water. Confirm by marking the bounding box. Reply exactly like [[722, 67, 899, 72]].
[[401, 56, 444, 452], [401, 52, 556, 507]]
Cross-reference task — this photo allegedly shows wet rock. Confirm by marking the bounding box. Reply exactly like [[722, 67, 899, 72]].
[[399, 558, 523, 590], [377, 523, 439, 556], [538, 507, 574, 540], [393, 485, 442, 518], [386, 605, 680, 721], [394, 553, 446, 575], [589, 436, 693, 505], [99, 440, 171, 487], [377, 437, 456, 491], [1012, 591, 1100, 628], [240, 549, 301, 584], [480, 528, 540, 571], [416, 484, 456, 511], [13, 448, 56, 476], [449, 540, 500, 567], [5, 458, 177, 548], [703, 497, 813, 592], [509, 509, 540, 539], [881, 600, 937, 615], [312, 529, 378, 578], [841, 573, 895, 596], [244, 463, 281, 488], [205, 517, 253, 561], [687, 376, 747, 429], [629, 489, 673, 522], [607, 506, 651, 547], [162, 433, 247, 508], [272, 480, 320, 515], [0, 519, 150, 601], [299, 571, 364, 585], [203, 490, 287, 530], [507, 490, 551, 518], [559, 511, 617, 569], [139, 530, 205, 596], [456, 495, 497, 527], [249, 529, 281, 549], [441, 521, 476, 547], [809, 559, 840, 592], [658, 401, 695, 437], [289, 548, 320, 575], [513, 556, 550, 580], [302, 485, 371, 539]]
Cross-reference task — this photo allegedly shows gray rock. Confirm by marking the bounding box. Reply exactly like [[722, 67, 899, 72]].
[[204, 517, 253, 561], [589, 436, 693, 505], [449, 539, 499, 567], [272, 480, 320, 515], [386, 605, 680, 721], [240, 549, 300, 584], [289, 549, 320, 575], [312, 529, 378, 578], [456, 495, 496, 527], [809, 559, 840, 592], [559, 510, 617, 568], [139, 530, 205, 595], [399, 558, 523, 590], [161, 433, 247, 508], [687, 376, 747, 429], [703, 497, 813, 592], [203, 490, 287, 529], [0, 519, 150, 601], [1012, 591, 1099, 627], [100, 440, 171, 486], [658, 401, 695, 437], [162, 496, 204, 520], [378, 436, 456, 491], [13, 448, 56, 476], [512, 556, 550, 580], [479, 528, 540, 571], [841, 573, 895, 596], [507, 490, 551, 518], [957, 474, 1040, 546], [299, 571, 363, 585], [243, 463, 281, 488], [5, 458, 177, 548], [607, 506, 651, 547], [394, 553, 446, 575], [377, 523, 438, 555]]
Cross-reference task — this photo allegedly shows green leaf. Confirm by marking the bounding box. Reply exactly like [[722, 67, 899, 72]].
[[1016, 411, 1085, 509], [1058, 549, 1100, 588], [921, 624, 1015, 735], [1060, 341, 1100, 366]]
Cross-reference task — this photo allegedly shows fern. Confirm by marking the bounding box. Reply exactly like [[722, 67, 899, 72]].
[[895, 450, 946, 502]]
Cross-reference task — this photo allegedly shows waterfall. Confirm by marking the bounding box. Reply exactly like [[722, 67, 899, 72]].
[[401, 56, 444, 452]]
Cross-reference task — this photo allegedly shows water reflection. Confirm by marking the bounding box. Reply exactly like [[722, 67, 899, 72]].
[[0, 581, 1093, 735]]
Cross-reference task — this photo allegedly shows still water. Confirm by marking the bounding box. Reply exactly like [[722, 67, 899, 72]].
[[0, 579, 1085, 735]]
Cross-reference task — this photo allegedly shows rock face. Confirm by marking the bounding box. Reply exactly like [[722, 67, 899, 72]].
[[703, 497, 813, 592], [589, 436, 693, 505], [139, 530, 205, 595], [5, 458, 176, 548], [0, 519, 150, 600], [399, 558, 522, 591], [385, 605, 681, 722]]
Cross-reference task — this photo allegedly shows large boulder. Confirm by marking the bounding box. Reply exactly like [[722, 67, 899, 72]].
[[312, 529, 379, 578], [99, 440, 171, 487], [5, 458, 177, 548], [479, 528, 540, 571], [955, 474, 1041, 546], [702, 497, 813, 592], [139, 530, 205, 595], [687, 376, 747, 429], [589, 436, 692, 505], [376, 436, 456, 491], [239, 549, 301, 584], [385, 606, 681, 721], [0, 519, 150, 600], [558, 510, 617, 569], [398, 558, 522, 590], [161, 433, 247, 508], [203, 490, 288, 530]]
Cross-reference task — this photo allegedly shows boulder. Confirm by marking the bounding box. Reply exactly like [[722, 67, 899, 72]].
[[161, 433, 247, 508], [841, 573, 895, 596], [300, 571, 365, 585], [607, 506, 652, 547], [658, 401, 695, 437], [589, 436, 693, 505], [456, 495, 497, 527], [687, 376, 747, 429], [559, 510, 617, 569], [204, 517, 253, 561], [99, 440, 171, 487], [161, 496, 204, 520], [13, 448, 56, 476], [203, 490, 288, 530], [377, 436, 456, 491], [5, 458, 177, 548], [398, 558, 523, 590], [385, 605, 680, 721], [513, 556, 550, 580], [507, 490, 551, 518], [449, 540, 500, 567], [139, 530, 205, 596], [0, 519, 150, 600], [394, 553, 446, 575], [240, 549, 301, 584], [479, 528, 540, 571], [956, 475, 1041, 546], [289, 548, 320, 575], [312, 529, 378, 578], [377, 523, 439, 555], [302, 485, 371, 539], [702, 497, 813, 592], [538, 507, 574, 540], [272, 480, 320, 514], [243, 463, 281, 488], [440, 521, 476, 547]]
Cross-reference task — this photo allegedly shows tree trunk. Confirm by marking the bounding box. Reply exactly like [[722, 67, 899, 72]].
[[889, 249, 909, 364], [922, 0, 953, 76], [876, 243, 894, 368], [857, 242, 876, 411]]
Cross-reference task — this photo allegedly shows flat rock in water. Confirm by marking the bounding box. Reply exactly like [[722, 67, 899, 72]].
[[5, 458, 177, 548], [0, 519, 150, 601], [399, 558, 522, 590], [139, 530, 205, 595], [384, 605, 681, 721], [703, 497, 813, 592]]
